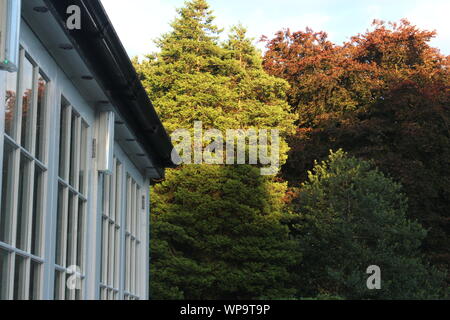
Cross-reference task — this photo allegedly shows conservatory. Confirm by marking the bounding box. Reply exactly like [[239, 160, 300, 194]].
[[0, 0, 174, 300]]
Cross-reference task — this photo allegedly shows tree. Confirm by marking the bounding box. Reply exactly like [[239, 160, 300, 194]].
[[288, 150, 447, 299], [151, 165, 300, 299], [135, 3, 295, 138], [136, 0, 299, 299], [263, 20, 450, 280]]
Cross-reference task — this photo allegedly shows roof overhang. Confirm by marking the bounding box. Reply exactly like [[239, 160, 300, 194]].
[[34, 0, 175, 178]]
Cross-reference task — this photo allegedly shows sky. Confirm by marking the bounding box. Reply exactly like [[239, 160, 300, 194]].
[[101, 0, 450, 58]]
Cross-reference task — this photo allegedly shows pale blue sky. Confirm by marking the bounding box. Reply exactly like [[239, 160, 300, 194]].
[[101, 0, 450, 58]]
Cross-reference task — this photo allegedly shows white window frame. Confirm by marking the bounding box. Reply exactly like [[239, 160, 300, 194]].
[[0, 48, 49, 300], [53, 98, 90, 300], [99, 157, 123, 300], [0, 15, 151, 301]]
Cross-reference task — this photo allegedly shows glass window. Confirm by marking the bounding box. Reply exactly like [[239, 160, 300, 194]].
[[31, 165, 45, 256], [35, 74, 47, 162], [1, 50, 49, 301], [20, 57, 34, 151], [29, 260, 41, 300], [124, 175, 143, 299], [0, 141, 15, 244], [0, 249, 9, 299], [99, 159, 123, 300], [16, 153, 31, 251], [54, 97, 89, 301], [13, 254, 27, 300], [54, 270, 65, 300], [4, 70, 18, 137]]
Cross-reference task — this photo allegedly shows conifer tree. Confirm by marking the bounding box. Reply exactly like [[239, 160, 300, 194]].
[[135, 0, 299, 299]]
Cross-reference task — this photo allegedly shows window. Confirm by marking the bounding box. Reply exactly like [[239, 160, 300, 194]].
[[0, 0, 21, 72], [124, 175, 143, 300], [0, 50, 48, 300], [54, 98, 89, 300], [99, 158, 122, 300]]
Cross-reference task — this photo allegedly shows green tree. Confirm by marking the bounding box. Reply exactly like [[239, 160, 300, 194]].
[[137, 0, 299, 299], [151, 165, 300, 299], [288, 150, 447, 299], [135, 2, 296, 139]]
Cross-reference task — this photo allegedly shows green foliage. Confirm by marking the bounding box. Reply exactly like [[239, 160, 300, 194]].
[[134, 1, 296, 164], [143, 0, 299, 300], [151, 165, 300, 300], [288, 150, 447, 299], [137, 0, 448, 300]]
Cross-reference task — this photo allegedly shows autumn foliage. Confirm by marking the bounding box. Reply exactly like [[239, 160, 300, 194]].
[[263, 19, 450, 279]]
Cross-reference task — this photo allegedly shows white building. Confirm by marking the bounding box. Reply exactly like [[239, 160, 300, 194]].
[[0, 0, 174, 300]]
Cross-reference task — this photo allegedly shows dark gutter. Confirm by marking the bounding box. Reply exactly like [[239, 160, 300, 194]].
[[43, 0, 175, 170]]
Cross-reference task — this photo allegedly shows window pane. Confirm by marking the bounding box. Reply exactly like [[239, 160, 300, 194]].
[[114, 162, 122, 223], [0, 142, 15, 244], [125, 235, 130, 291], [108, 223, 115, 286], [54, 270, 64, 300], [69, 113, 78, 187], [0, 249, 9, 299], [29, 260, 41, 300], [36, 74, 47, 162], [59, 101, 69, 179], [76, 199, 85, 271], [55, 184, 65, 266], [101, 218, 109, 284], [79, 121, 88, 195], [20, 58, 34, 151], [5, 70, 18, 137], [114, 228, 120, 288], [66, 193, 76, 268], [75, 280, 83, 300], [13, 255, 27, 300], [31, 165, 45, 256], [100, 287, 107, 300], [16, 154, 31, 251]]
